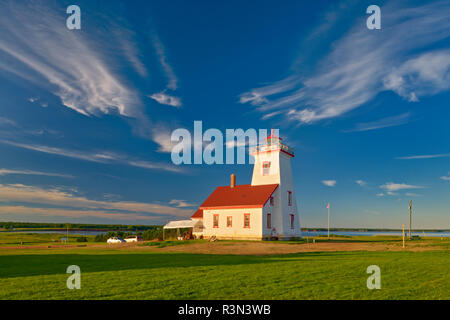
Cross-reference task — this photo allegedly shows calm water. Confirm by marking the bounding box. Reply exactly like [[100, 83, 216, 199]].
[[0, 230, 106, 236], [1, 230, 449, 237]]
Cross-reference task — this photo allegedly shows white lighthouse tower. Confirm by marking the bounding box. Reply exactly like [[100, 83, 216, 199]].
[[250, 130, 301, 239]]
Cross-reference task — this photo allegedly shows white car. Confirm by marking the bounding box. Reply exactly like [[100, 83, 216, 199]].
[[107, 237, 125, 244], [124, 236, 143, 243]]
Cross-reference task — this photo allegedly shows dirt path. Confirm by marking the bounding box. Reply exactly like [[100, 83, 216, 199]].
[[124, 240, 447, 255], [0, 240, 446, 254]]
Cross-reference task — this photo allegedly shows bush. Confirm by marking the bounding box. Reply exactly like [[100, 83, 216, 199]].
[[76, 237, 88, 242], [142, 227, 163, 241]]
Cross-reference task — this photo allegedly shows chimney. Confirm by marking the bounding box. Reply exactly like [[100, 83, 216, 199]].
[[230, 174, 236, 188]]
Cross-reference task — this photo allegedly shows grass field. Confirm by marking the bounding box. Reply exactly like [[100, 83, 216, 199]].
[[0, 233, 448, 300]]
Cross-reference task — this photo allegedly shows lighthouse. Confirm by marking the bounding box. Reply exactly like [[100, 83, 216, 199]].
[[190, 130, 301, 240], [250, 130, 301, 239]]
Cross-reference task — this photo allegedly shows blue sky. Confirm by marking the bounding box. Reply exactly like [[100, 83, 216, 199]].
[[0, 0, 449, 228]]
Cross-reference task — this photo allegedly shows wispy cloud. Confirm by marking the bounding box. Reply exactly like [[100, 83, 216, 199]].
[[0, 1, 143, 118], [149, 92, 182, 108], [0, 117, 18, 127], [148, 33, 181, 107], [322, 180, 336, 187], [0, 205, 158, 222], [0, 139, 183, 173], [151, 33, 178, 91], [0, 1, 184, 155], [440, 173, 450, 181], [0, 183, 193, 221], [239, 1, 450, 124], [344, 113, 411, 132], [169, 199, 196, 208], [355, 180, 367, 187], [396, 153, 450, 160], [380, 182, 424, 192], [0, 169, 73, 179]]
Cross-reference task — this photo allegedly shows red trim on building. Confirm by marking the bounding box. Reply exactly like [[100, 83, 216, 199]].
[[262, 161, 271, 176], [250, 149, 294, 158], [202, 204, 263, 210], [244, 213, 250, 228], [227, 216, 232, 228]]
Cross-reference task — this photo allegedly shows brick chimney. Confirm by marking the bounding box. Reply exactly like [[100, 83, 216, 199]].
[[230, 174, 236, 188]]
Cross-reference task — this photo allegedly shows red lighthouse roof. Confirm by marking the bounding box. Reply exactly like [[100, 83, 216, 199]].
[[265, 129, 282, 141]]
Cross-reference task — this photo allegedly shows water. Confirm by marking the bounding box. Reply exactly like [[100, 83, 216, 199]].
[[1, 230, 449, 237], [301, 230, 450, 238], [0, 230, 106, 236]]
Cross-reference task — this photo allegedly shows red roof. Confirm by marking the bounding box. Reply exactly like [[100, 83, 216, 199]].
[[198, 184, 278, 210], [265, 129, 282, 141], [191, 209, 203, 219]]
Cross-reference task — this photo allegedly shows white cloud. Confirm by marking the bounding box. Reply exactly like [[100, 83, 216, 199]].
[[0, 1, 184, 154], [149, 92, 182, 107], [396, 153, 450, 160], [344, 113, 411, 133], [0, 139, 183, 173], [0, 169, 73, 179], [0, 2, 143, 118], [380, 182, 423, 192], [440, 173, 450, 181], [322, 180, 336, 187], [355, 180, 367, 187], [383, 50, 450, 102], [0, 117, 17, 127], [239, 1, 450, 124], [151, 33, 178, 91], [0, 183, 193, 221], [169, 199, 196, 208], [0, 205, 158, 222], [377, 193, 385, 197]]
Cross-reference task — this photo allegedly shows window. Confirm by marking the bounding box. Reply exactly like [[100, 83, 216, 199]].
[[213, 214, 219, 228], [262, 161, 271, 176], [269, 196, 274, 206], [244, 213, 250, 228], [290, 214, 294, 229], [267, 213, 271, 229], [288, 191, 292, 206], [227, 216, 232, 228]]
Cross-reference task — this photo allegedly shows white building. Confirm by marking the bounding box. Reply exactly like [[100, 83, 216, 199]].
[[191, 132, 301, 240]]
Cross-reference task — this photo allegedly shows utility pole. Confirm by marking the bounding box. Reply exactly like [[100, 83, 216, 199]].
[[409, 200, 412, 240]]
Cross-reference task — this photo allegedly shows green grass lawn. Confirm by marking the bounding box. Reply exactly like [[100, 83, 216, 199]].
[[0, 246, 448, 300], [0, 232, 95, 246]]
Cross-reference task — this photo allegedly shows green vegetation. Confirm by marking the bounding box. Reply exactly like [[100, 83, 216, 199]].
[[0, 232, 96, 246], [0, 245, 448, 300], [0, 221, 161, 232], [93, 228, 163, 242]]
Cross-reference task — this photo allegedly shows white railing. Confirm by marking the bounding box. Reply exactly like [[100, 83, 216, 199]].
[[250, 142, 294, 156]]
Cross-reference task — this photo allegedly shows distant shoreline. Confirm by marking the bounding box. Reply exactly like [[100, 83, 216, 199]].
[[0, 222, 449, 233]]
